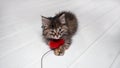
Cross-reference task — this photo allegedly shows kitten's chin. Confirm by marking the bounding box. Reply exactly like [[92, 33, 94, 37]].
[[54, 38, 60, 40], [49, 36, 61, 40]]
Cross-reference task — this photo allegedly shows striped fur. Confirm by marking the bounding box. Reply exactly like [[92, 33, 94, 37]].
[[41, 11, 78, 56]]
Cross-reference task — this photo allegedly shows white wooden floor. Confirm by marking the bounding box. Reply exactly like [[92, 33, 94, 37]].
[[0, 0, 120, 68]]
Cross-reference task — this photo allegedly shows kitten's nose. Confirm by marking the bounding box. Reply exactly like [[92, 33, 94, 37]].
[[56, 35, 59, 37], [55, 32, 58, 36]]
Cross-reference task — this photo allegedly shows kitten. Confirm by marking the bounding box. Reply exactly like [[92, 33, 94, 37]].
[[41, 11, 78, 56]]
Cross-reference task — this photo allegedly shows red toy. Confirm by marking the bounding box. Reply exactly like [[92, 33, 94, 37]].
[[49, 39, 65, 49]]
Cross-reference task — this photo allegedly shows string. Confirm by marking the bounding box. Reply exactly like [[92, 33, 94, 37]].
[[41, 50, 52, 68]]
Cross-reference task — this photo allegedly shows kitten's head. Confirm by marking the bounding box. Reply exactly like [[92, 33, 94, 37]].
[[41, 14, 68, 39]]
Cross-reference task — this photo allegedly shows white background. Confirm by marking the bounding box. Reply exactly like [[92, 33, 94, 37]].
[[0, 0, 120, 68]]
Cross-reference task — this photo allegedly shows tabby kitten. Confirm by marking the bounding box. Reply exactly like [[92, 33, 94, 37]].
[[41, 11, 78, 56]]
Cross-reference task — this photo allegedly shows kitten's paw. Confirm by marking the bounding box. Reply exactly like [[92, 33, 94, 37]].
[[54, 46, 64, 56], [63, 45, 70, 50]]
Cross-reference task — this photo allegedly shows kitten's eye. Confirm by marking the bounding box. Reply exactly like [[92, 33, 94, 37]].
[[59, 29, 61, 31], [51, 25, 54, 28]]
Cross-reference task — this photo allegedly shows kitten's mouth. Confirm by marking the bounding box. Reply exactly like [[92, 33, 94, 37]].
[[46, 36, 61, 41], [48, 38, 61, 41], [47, 36, 62, 41]]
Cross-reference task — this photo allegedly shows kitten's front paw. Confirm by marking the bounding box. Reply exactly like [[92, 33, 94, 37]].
[[63, 45, 69, 50], [54, 46, 64, 56]]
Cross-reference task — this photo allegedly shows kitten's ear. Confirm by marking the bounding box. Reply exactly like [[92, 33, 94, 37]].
[[59, 14, 66, 24], [41, 16, 50, 26]]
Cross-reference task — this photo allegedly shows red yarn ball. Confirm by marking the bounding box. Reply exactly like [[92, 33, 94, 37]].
[[49, 39, 65, 49]]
